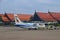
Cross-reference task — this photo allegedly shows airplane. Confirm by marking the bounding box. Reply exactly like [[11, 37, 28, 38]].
[[14, 14, 39, 30]]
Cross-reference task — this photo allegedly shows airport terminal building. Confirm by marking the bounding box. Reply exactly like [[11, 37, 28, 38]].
[[31, 11, 60, 23], [0, 13, 32, 25], [0, 11, 60, 25]]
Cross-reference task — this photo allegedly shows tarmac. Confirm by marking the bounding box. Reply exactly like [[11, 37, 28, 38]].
[[0, 26, 60, 40]]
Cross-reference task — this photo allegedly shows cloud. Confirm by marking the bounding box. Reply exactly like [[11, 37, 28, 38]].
[[0, 0, 60, 14]]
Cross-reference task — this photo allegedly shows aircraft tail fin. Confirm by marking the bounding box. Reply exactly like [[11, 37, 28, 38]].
[[14, 14, 23, 24]]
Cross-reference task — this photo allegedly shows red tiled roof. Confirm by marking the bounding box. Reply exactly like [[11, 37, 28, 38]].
[[48, 12, 60, 21], [2, 13, 32, 22], [17, 14, 32, 21], [5, 13, 14, 21], [0, 14, 3, 16], [36, 12, 59, 22], [2, 15, 9, 22]]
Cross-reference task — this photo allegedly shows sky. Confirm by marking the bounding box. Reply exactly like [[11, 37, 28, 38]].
[[0, 0, 60, 14]]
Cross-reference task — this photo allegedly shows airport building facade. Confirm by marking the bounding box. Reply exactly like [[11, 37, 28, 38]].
[[0, 11, 60, 25]]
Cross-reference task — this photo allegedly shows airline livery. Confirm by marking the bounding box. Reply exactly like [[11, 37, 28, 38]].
[[14, 14, 38, 30]]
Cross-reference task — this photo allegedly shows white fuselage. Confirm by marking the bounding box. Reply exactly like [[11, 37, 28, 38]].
[[15, 23, 38, 29]]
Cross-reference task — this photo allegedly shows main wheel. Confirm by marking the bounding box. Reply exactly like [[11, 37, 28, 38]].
[[33, 28, 38, 30], [28, 28, 31, 30]]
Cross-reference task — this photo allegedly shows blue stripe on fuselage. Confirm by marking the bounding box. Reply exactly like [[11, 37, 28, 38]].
[[15, 24, 32, 28]]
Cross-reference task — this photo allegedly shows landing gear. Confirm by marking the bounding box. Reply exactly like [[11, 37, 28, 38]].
[[34, 28, 38, 30], [28, 28, 38, 30], [28, 28, 31, 30]]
